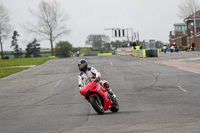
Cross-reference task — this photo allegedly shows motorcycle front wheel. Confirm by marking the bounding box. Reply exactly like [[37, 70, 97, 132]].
[[110, 99, 119, 112], [89, 96, 104, 115]]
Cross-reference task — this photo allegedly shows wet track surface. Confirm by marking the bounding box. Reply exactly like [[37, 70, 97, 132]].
[[0, 52, 200, 133]]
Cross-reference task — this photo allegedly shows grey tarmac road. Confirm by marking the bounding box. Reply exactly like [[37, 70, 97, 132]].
[[0, 53, 200, 133]]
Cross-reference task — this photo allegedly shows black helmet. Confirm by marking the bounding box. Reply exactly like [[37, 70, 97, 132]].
[[78, 59, 88, 71]]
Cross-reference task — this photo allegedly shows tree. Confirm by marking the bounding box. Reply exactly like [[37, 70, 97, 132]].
[[25, 0, 70, 56], [86, 35, 110, 49], [155, 41, 164, 48], [25, 38, 41, 58], [110, 40, 127, 50], [178, 0, 200, 19], [55, 41, 72, 57], [104, 43, 112, 50], [11, 31, 22, 58], [0, 3, 12, 58]]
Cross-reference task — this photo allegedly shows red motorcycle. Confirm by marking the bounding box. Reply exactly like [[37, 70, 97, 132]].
[[79, 77, 119, 115]]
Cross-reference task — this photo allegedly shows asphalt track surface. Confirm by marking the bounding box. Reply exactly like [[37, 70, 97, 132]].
[[0, 52, 200, 133]]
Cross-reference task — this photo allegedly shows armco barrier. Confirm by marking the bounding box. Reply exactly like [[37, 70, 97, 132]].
[[98, 53, 112, 56]]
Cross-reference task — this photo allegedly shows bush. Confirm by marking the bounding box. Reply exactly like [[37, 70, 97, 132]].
[[100, 48, 105, 53], [55, 41, 72, 57], [80, 48, 92, 55]]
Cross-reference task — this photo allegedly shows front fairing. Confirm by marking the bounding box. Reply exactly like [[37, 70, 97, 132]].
[[79, 80, 113, 110], [79, 81, 96, 95]]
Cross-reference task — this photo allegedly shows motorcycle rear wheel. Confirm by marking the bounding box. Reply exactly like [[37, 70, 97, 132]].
[[89, 96, 104, 115], [110, 99, 119, 112]]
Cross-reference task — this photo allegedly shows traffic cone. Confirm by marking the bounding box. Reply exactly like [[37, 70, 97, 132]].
[[198, 53, 200, 56]]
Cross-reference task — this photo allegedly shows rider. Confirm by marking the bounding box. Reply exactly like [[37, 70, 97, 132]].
[[78, 59, 116, 100]]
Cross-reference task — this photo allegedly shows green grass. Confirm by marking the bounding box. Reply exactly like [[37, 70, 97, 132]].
[[0, 67, 29, 78], [0, 57, 52, 67], [2, 53, 52, 59], [0, 57, 54, 79]]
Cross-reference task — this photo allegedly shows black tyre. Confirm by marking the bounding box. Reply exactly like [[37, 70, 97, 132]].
[[110, 99, 119, 112], [89, 96, 104, 115]]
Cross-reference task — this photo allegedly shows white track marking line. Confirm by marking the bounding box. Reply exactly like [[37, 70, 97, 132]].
[[177, 57, 200, 61], [176, 85, 187, 92], [48, 80, 62, 94], [189, 58, 200, 61], [54, 80, 61, 88]]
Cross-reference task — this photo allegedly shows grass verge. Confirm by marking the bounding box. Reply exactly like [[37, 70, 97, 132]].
[[0, 57, 53, 67], [0, 67, 29, 78], [0, 57, 55, 79]]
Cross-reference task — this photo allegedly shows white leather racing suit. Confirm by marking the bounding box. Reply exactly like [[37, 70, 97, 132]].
[[78, 67, 108, 89]]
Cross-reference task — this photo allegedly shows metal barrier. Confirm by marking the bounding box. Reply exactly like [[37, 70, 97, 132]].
[[132, 49, 159, 58], [132, 49, 146, 58]]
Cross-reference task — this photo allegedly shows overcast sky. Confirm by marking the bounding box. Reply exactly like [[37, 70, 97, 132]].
[[2, 0, 183, 50]]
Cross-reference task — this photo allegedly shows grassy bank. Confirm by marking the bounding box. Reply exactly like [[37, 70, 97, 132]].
[[0, 67, 29, 78], [0, 57, 53, 67], [0, 57, 54, 79], [1, 53, 52, 59]]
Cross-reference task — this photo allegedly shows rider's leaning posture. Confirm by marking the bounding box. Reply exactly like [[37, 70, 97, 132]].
[[78, 59, 116, 100]]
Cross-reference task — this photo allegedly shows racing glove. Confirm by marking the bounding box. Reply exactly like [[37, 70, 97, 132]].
[[94, 77, 100, 83]]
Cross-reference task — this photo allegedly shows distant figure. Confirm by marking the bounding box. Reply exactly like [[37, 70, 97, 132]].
[[135, 44, 140, 50], [77, 51, 80, 57], [170, 45, 174, 53], [133, 42, 137, 49], [163, 45, 167, 53], [174, 44, 177, 52], [169, 44, 172, 48], [177, 46, 179, 52], [140, 45, 143, 49], [192, 43, 195, 51]]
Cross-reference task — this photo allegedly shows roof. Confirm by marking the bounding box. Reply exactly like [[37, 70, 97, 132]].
[[174, 23, 186, 26], [186, 10, 200, 19]]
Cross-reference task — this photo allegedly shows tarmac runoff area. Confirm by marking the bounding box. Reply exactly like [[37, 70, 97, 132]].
[[1, 55, 200, 133], [156, 58, 200, 75]]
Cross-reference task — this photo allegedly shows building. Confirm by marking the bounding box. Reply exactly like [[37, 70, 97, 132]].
[[169, 10, 200, 51], [169, 23, 187, 50]]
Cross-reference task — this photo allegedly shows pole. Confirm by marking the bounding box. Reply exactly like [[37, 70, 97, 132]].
[[127, 29, 129, 42], [194, 8, 196, 51], [194, 9, 196, 35], [0, 31, 3, 58]]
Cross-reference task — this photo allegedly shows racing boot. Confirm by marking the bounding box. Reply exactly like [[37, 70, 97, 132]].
[[107, 88, 116, 101], [104, 82, 116, 101]]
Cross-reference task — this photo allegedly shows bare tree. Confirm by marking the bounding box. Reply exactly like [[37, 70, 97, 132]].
[[25, 0, 70, 56], [86, 35, 110, 49], [178, 0, 200, 19], [0, 2, 12, 58]]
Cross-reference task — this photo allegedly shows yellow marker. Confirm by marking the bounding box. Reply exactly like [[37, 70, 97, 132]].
[[110, 62, 113, 66]]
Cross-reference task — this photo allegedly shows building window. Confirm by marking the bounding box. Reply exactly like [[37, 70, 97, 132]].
[[196, 20, 200, 28], [176, 26, 182, 31], [182, 25, 187, 31]]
